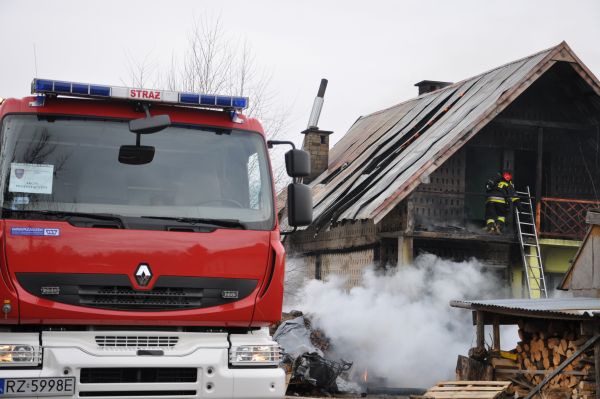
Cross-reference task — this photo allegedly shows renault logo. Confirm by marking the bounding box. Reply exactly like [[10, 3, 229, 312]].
[[135, 264, 152, 287]]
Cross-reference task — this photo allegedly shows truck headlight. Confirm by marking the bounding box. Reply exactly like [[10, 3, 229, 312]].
[[229, 345, 282, 366], [0, 345, 42, 367]]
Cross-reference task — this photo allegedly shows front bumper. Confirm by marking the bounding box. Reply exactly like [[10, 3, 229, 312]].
[[0, 331, 285, 399]]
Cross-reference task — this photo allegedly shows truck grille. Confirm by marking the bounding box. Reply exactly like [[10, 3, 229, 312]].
[[95, 336, 179, 348], [79, 286, 203, 310], [15, 273, 258, 312], [80, 367, 197, 384]]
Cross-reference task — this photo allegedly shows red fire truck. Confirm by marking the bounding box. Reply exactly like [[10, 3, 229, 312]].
[[0, 78, 312, 398]]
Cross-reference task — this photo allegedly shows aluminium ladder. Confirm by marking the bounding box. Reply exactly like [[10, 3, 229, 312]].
[[514, 186, 548, 299]]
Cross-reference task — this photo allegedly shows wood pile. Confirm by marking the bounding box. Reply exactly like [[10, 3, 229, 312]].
[[492, 329, 596, 399]]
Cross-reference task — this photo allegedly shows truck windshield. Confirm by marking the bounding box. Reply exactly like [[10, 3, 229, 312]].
[[0, 115, 274, 230]]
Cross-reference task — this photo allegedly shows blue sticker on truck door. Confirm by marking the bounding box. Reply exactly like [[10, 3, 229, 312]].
[[10, 227, 60, 237]]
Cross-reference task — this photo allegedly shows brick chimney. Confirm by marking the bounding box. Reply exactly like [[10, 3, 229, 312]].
[[414, 80, 453, 95], [301, 127, 333, 184], [301, 79, 332, 184]]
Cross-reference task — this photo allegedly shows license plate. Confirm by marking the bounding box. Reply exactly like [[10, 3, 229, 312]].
[[0, 377, 75, 397]]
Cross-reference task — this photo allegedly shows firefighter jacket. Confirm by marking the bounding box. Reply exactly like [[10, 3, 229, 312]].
[[486, 176, 519, 205]]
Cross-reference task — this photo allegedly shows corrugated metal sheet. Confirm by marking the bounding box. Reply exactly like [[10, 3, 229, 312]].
[[301, 42, 600, 229], [450, 297, 600, 318]]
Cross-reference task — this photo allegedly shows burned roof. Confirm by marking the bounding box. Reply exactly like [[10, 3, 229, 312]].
[[450, 297, 600, 323], [306, 42, 600, 229]]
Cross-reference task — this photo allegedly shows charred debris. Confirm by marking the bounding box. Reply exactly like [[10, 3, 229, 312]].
[[272, 311, 425, 398], [272, 311, 356, 396]]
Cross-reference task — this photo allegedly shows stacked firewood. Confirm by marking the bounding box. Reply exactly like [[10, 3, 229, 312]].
[[494, 329, 596, 399]]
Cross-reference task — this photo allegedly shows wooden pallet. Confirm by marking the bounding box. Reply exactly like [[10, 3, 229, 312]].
[[412, 380, 512, 399]]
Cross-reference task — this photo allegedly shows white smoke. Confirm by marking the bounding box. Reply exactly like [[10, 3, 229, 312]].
[[291, 254, 509, 388]]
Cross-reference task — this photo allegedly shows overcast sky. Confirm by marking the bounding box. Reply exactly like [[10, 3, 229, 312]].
[[1, 0, 599, 147]]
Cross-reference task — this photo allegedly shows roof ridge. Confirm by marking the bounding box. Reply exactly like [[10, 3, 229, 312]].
[[360, 42, 563, 120]]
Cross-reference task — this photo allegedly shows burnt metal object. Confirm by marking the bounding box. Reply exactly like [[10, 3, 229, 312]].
[[274, 315, 354, 394], [291, 352, 352, 393]]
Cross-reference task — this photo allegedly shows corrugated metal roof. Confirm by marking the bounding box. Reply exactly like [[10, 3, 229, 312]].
[[450, 297, 600, 318], [300, 42, 600, 229]]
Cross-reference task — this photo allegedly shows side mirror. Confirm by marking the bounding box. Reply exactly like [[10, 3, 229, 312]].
[[285, 149, 310, 178], [287, 183, 313, 227], [119, 145, 155, 165], [129, 115, 171, 134]]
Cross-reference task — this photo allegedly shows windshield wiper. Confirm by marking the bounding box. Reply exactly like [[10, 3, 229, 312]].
[[2, 208, 126, 228], [140, 216, 246, 230]]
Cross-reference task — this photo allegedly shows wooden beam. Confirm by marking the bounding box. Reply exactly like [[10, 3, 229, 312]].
[[494, 117, 596, 131], [535, 127, 543, 231], [476, 311, 485, 348], [315, 254, 322, 280], [525, 333, 600, 399], [406, 197, 415, 232], [595, 339, 600, 399], [492, 317, 500, 351], [397, 236, 413, 267], [409, 230, 517, 243], [508, 377, 533, 390]]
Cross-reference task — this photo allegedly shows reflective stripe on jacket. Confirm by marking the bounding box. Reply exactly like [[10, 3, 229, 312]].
[[486, 196, 507, 204], [486, 177, 519, 204]]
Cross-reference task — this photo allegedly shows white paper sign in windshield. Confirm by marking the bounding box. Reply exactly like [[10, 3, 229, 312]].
[[9, 163, 54, 194]]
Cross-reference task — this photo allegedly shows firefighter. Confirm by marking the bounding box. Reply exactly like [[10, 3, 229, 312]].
[[485, 171, 519, 233]]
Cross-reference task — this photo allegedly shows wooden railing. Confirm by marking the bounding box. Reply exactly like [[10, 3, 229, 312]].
[[537, 197, 600, 240]]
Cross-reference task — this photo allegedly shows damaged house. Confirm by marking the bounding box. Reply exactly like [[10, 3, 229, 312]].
[[283, 42, 600, 296]]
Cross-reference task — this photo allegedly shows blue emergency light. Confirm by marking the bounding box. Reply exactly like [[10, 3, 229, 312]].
[[31, 78, 249, 110]]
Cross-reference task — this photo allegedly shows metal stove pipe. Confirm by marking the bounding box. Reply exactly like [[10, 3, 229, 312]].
[[307, 79, 328, 129]]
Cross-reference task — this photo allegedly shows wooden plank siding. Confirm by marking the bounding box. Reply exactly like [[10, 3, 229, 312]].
[[562, 224, 600, 296]]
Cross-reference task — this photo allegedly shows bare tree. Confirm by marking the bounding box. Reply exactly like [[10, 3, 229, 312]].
[[126, 16, 291, 189], [123, 51, 160, 89]]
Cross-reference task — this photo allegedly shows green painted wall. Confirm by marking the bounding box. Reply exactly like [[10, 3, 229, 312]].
[[510, 239, 580, 298]]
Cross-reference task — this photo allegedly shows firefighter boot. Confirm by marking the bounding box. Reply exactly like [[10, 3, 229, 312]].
[[495, 216, 506, 234], [495, 222, 504, 234], [485, 221, 496, 233]]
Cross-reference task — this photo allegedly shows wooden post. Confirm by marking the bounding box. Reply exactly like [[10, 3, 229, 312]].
[[398, 197, 415, 267], [492, 317, 500, 352], [397, 236, 413, 267], [535, 127, 544, 232], [405, 197, 415, 233], [476, 311, 485, 348], [315, 255, 322, 280], [397, 236, 404, 267], [595, 339, 600, 399]]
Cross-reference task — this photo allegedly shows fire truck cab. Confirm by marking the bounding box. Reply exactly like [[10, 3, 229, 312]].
[[0, 79, 312, 398]]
